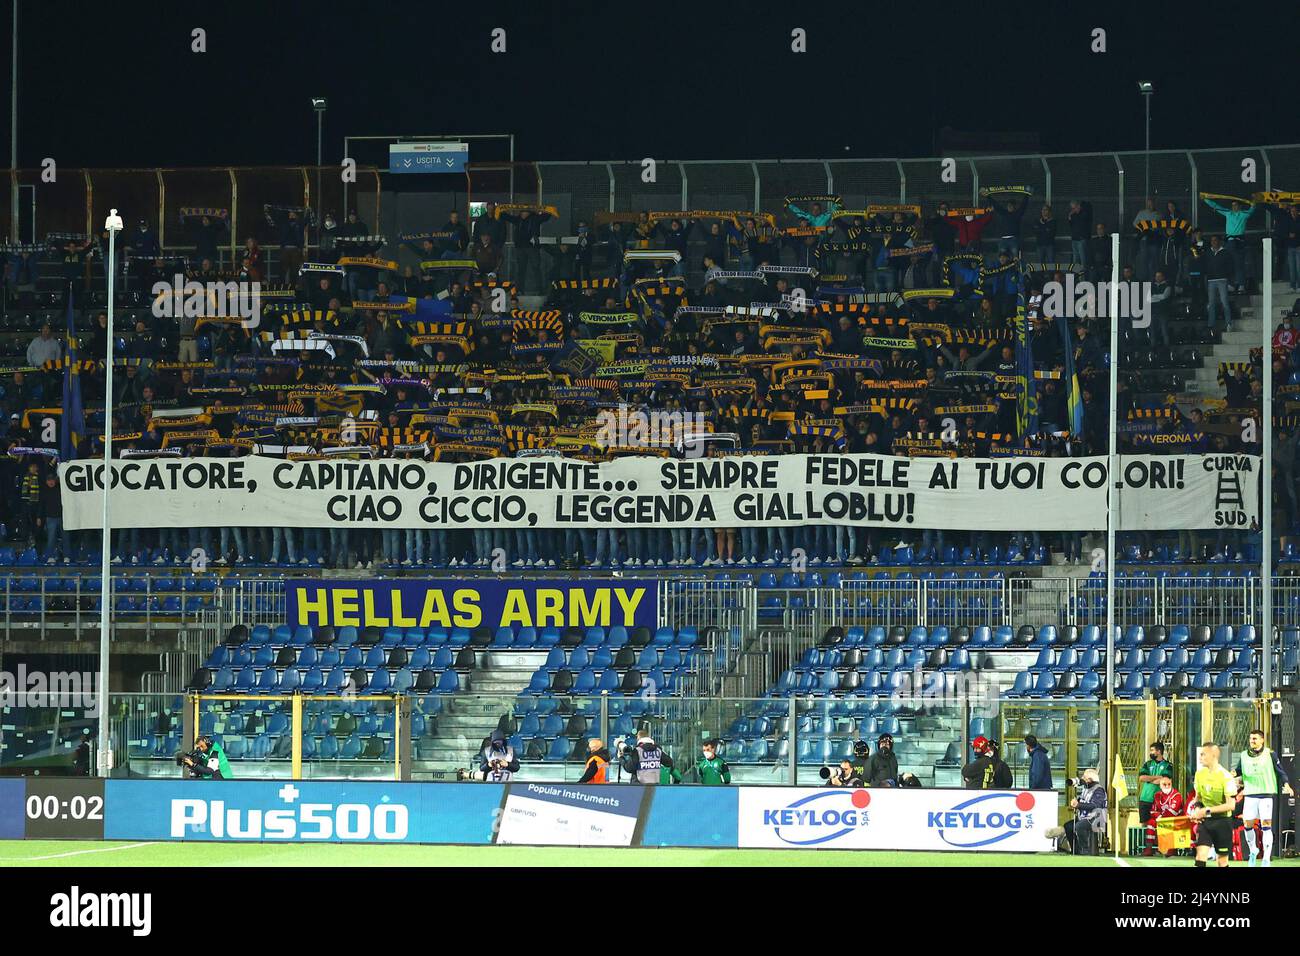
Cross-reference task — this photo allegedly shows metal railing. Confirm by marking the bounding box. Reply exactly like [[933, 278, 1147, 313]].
[[2, 165, 384, 250], [3, 570, 1297, 643], [0, 572, 216, 640], [530, 144, 1300, 234]]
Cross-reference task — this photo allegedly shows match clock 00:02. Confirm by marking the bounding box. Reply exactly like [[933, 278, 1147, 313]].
[[23, 779, 106, 839]]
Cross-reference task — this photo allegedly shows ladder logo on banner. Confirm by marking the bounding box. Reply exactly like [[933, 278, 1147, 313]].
[[1214, 473, 1245, 511]]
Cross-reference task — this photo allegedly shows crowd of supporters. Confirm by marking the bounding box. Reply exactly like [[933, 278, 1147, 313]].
[[0, 187, 1286, 569]]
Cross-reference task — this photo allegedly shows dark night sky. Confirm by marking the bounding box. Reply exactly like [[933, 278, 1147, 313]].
[[4, 0, 1295, 169]]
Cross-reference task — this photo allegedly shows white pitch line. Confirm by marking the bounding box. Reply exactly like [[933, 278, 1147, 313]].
[[1114, 855, 1132, 867], [0, 841, 157, 862]]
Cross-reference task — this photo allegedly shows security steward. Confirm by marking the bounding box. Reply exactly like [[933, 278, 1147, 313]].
[[577, 737, 611, 783]]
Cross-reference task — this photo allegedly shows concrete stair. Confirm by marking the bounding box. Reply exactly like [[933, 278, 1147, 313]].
[[1178, 280, 1290, 403], [414, 650, 543, 777]]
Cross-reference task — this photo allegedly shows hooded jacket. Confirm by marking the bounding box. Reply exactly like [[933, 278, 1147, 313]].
[[1027, 743, 1052, 790], [866, 747, 899, 787]]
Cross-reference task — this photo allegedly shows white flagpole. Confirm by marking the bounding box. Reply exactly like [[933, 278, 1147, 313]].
[[97, 209, 123, 776]]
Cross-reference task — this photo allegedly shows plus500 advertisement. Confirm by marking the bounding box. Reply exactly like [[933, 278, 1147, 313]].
[[737, 787, 1057, 852], [0, 781, 1057, 852], [104, 780, 502, 844]]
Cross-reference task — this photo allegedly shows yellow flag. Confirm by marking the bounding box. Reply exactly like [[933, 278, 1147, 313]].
[[1112, 754, 1129, 801]]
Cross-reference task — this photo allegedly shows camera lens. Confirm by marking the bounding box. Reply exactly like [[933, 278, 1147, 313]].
[[819, 766, 832, 779]]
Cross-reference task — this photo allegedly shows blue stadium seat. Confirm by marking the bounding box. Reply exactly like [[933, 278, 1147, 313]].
[[545, 737, 573, 761], [1117, 670, 1145, 699], [542, 647, 567, 673], [1003, 672, 1032, 697]]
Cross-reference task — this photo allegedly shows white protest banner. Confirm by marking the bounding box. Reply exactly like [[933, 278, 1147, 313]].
[[57, 453, 1258, 532]]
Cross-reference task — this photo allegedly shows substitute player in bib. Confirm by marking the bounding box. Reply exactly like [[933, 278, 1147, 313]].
[[1189, 742, 1238, 868], [1233, 729, 1293, 867]]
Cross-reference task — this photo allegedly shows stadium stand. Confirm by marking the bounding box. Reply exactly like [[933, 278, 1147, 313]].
[[0, 186, 1288, 572], [2, 163, 1295, 789]]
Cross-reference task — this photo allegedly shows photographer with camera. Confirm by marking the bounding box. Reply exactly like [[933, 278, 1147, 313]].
[[468, 730, 519, 782], [619, 728, 681, 784], [821, 759, 866, 788], [1062, 768, 1107, 855], [178, 734, 232, 780], [867, 733, 900, 787]]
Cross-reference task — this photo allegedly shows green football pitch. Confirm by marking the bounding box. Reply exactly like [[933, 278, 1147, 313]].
[[1, 840, 1270, 867]]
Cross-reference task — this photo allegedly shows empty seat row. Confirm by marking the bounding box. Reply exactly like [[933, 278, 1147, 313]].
[[201, 665, 462, 695]]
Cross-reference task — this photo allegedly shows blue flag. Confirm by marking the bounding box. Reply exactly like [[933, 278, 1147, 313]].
[[1055, 310, 1085, 436], [60, 294, 85, 460]]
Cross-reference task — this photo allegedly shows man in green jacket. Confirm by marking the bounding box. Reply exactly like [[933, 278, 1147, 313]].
[[689, 739, 732, 785], [184, 734, 233, 780], [1136, 741, 1173, 827]]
